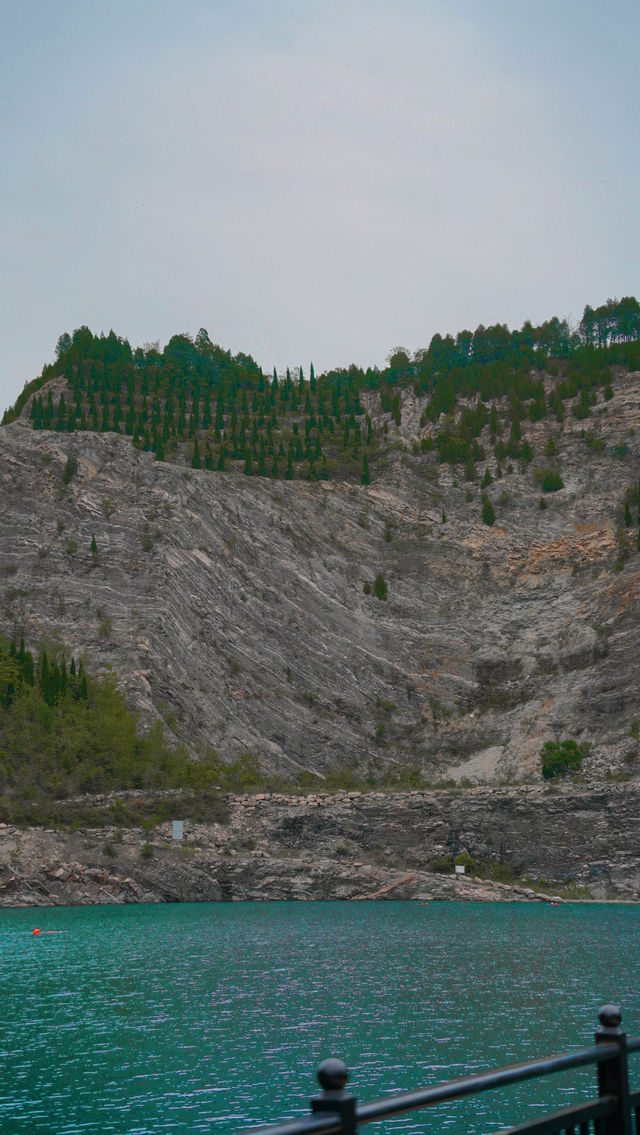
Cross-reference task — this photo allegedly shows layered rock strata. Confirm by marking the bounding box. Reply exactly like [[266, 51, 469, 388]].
[[1, 784, 637, 906], [1, 369, 640, 785]]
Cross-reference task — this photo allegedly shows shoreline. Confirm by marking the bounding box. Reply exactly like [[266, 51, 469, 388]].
[[2, 783, 639, 907]]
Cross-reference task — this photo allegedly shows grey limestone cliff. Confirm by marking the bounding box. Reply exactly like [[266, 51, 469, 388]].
[[1, 369, 640, 787]]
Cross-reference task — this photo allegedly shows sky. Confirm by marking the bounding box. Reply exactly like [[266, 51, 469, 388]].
[[1, 0, 639, 413]]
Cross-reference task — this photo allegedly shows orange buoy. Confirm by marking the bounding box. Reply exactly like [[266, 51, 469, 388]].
[[32, 928, 41, 935]]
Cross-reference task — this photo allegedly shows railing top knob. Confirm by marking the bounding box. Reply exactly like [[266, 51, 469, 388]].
[[599, 1004, 622, 1029], [317, 1058, 349, 1092]]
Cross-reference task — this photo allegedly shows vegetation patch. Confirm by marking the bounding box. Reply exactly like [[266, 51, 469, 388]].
[[540, 738, 588, 779], [0, 635, 231, 826], [534, 468, 564, 492], [373, 573, 388, 600]]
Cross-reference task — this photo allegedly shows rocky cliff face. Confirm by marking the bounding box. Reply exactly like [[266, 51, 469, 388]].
[[1, 370, 640, 785]]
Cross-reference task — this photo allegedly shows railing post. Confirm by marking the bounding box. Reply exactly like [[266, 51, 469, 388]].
[[310, 1059, 357, 1135], [596, 1004, 632, 1135]]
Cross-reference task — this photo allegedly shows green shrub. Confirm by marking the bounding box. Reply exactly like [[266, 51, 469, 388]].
[[454, 850, 477, 873], [140, 842, 154, 860], [62, 456, 78, 485], [540, 739, 587, 779], [217, 752, 262, 792], [428, 854, 454, 874], [534, 468, 564, 492], [481, 497, 496, 526], [363, 581, 372, 595], [374, 573, 388, 601]]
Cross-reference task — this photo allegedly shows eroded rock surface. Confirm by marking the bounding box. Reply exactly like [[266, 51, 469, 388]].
[[2, 370, 640, 786], [1, 785, 638, 906]]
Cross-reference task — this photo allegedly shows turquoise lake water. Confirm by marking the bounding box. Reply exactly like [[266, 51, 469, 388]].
[[2, 902, 640, 1135]]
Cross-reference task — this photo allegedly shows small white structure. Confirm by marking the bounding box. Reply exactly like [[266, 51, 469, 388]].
[[455, 864, 466, 875], [172, 820, 184, 841]]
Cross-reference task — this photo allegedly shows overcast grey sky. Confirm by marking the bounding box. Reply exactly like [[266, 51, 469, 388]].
[[1, 0, 638, 413]]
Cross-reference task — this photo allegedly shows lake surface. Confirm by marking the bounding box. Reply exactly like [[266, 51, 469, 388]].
[[2, 902, 640, 1135]]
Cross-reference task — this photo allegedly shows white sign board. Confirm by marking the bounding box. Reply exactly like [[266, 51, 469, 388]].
[[455, 864, 466, 875], [172, 820, 184, 841]]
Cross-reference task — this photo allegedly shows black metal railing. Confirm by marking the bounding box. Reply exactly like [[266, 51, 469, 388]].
[[244, 1006, 640, 1135]]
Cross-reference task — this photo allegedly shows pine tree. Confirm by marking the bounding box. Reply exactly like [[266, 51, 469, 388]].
[[361, 454, 370, 484], [482, 496, 496, 526], [43, 391, 54, 429], [90, 534, 98, 557], [192, 436, 201, 468], [258, 439, 267, 477], [55, 393, 67, 431]]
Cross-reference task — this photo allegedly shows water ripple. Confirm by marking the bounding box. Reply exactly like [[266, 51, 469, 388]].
[[2, 902, 640, 1133]]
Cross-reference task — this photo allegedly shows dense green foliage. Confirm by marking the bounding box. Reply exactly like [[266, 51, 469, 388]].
[[2, 297, 639, 486], [534, 468, 564, 492], [5, 329, 370, 483], [0, 636, 222, 808], [540, 739, 587, 779], [373, 572, 388, 600]]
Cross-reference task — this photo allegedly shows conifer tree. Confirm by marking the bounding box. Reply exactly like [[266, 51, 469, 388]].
[[55, 393, 67, 430], [482, 496, 496, 526], [43, 391, 54, 428], [192, 436, 201, 468]]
